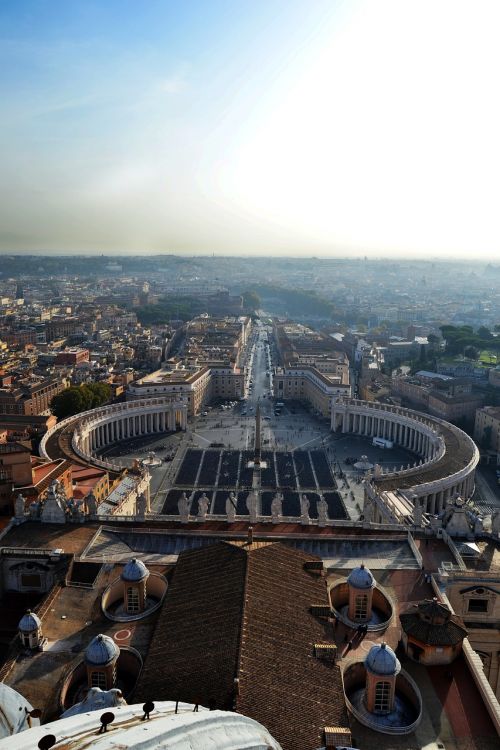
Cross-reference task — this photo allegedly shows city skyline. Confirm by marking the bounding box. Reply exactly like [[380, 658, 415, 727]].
[[1, 1, 499, 258]]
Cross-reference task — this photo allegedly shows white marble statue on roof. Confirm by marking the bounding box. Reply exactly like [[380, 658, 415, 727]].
[[136, 492, 147, 519], [246, 489, 258, 522], [197, 493, 209, 519], [317, 494, 328, 526], [61, 687, 127, 718], [412, 494, 423, 527], [178, 492, 190, 522], [41, 479, 67, 524], [15, 493, 26, 522], [86, 490, 97, 516], [0, 683, 40, 738], [443, 496, 474, 537], [300, 493, 310, 524], [271, 491, 283, 523], [226, 492, 236, 522]]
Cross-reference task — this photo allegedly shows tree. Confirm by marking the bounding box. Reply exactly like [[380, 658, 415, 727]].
[[477, 326, 493, 339], [50, 388, 86, 419], [242, 290, 261, 312], [463, 345, 479, 360], [50, 383, 111, 419], [427, 333, 440, 348]]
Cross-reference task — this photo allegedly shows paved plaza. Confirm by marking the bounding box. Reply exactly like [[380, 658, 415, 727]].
[[100, 324, 418, 518]]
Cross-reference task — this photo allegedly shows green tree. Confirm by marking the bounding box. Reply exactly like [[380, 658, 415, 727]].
[[477, 326, 493, 339], [50, 387, 86, 419], [242, 290, 261, 312], [50, 383, 111, 419], [464, 345, 479, 360]]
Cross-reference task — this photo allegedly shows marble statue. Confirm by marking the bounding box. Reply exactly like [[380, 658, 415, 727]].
[[226, 492, 237, 522], [178, 492, 190, 522], [300, 493, 310, 524], [86, 491, 97, 516], [197, 493, 209, 519], [317, 495, 328, 526], [270, 492, 283, 523], [14, 493, 25, 522], [136, 492, 147, 519], [412, 494, 423, 527], [246, 490, 258, 523], [41, 480, 67, 524]]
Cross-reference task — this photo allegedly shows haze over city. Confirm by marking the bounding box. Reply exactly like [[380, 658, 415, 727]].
[[1, 0, 500, 258]]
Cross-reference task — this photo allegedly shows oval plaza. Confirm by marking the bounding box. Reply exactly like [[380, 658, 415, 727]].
[[331, 397, 479, 524]]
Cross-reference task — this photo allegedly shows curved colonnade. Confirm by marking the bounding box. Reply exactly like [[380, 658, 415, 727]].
[[40, 398, 188, 472], [331, 398, 479, 516]]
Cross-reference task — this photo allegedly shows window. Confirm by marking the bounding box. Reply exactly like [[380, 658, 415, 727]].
[[468, 598, 488, 613], [91, 671, 107, 689], [374, 681, 391, 713], [21, 574, 41, 589], [354, 594, 368, 620], [127, 587, 140, 613]]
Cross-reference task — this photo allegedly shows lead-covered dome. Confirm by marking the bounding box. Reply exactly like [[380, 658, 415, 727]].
[[347, 563, 375, 590], [365, 642, 401, 676], [121, 558, 149, 582], [84, 634, 119, 666], [0, 683, 40, 738], [18, 610, 41, 633]]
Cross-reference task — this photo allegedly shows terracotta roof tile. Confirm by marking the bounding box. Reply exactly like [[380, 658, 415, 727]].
[[135, 541, 349, 750]]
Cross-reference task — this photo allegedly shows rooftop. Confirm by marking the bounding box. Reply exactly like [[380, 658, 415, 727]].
[[135, 541, 349, 750]]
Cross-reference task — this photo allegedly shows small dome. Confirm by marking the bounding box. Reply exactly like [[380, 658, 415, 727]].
[[18, 610, 41, 633], [85, 634, 119, 666], [365, 642, 401, 676], [347, 563, 375, 590], [121, 558, 149, 582]]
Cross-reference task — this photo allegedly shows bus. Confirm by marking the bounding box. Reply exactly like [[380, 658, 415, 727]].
[[372, 437, 393, 449]]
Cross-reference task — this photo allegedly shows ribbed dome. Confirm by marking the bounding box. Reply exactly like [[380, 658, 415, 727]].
[[85, 634, 119, 666], [365, 642, 401, 676], [121, 558, 149, 582], [0, 683, 40, 739], [18, 610, 41, 633], [347, 563, 375, 590]]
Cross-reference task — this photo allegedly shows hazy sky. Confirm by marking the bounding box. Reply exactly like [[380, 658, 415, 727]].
[[1, 0, 499, 257]]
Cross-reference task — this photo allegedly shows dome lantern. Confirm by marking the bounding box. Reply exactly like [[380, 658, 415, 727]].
[[364, 642, 401, 715], [121, 558, 149, 614], [347, 563, 376, 622], [18, 610, 43, 650], [84, 634, 120, 691]]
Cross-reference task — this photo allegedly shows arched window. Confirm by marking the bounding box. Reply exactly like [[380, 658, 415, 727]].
[[127, 586, 140, 613], [374, 681, 391, 713], [91, 671, 107, 689], [355, 594, 368, 620]]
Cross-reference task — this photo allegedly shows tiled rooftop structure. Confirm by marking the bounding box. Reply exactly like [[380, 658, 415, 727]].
[[135, 541, 349, 750]]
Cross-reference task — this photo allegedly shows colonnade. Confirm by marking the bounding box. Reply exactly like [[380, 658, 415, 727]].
[[332, 398, 479, 517], [80, 407, 187, 454], [332, 406, 441, 461]]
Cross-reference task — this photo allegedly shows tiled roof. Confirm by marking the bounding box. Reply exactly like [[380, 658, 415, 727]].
[[135, 541, 246, 710], [400, 600, 467, 647], [135, 541, 349, 750]]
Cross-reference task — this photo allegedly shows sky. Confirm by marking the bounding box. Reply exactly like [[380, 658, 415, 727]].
[[0, 0, 499, 258]]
